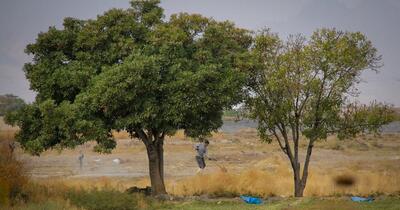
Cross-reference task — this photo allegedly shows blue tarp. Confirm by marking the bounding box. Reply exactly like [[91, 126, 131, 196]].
[[351, 196, 374, 202], [240, 195, 263, 205]]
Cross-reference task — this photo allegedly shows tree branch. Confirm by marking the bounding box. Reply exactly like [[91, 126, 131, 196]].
[[277, 123, 295, 167], [272, 129, 287, 155], [301, 138, 314, 187], [135, 128, 150, 146]]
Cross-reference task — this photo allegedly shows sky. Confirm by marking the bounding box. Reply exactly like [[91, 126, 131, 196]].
[[0, 0, 399, 105]]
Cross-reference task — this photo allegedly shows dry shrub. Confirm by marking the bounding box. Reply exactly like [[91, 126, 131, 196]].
[[0, 139, 29, 204]]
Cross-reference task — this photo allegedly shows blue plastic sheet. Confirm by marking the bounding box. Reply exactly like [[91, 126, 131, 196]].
[[351, 196, 374, 202], [240, 195, 263, 205]]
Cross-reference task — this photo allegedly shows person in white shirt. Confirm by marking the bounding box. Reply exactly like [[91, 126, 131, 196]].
[[194, 139, 209, 173]]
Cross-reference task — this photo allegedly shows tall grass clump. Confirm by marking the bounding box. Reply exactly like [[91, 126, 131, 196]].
[[0, 140, 28, 205]]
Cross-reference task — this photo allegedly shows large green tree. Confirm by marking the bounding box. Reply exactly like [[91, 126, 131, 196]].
[[245, 28, 394, 197], [5, 0, 251, 195]]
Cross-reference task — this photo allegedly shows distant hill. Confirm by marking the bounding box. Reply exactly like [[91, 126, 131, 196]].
[[0, 94, 25, 116]]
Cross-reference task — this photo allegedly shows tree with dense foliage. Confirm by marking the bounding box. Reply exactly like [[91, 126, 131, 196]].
[[245, 28, 394, 197], [5, 0, 252, 195], [0, 95, 25, 116]]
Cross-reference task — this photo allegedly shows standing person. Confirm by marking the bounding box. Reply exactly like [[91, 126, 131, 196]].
[[194, 138, 209, 173], [8, 141, 15, 154], [78, 151, 84, 170]]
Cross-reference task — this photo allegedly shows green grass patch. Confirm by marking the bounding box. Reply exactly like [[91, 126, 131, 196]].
[[66, 188, 148, 210], [10, 199, 80, 210], [7, 185, 400, 210], [156, 197, 400, 210]]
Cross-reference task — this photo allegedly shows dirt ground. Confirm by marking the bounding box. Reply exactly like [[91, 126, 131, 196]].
[[15, 127, 400, 179]]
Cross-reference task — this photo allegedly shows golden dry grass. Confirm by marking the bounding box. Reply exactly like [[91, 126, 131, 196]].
[[0, 117, 17, 143], [36, 154, 400, 198], [0, 138, 29, 205], [33, 177, 137, 192], [0, 129, 16, 143], [112, 130, 131, 139], [13, 152, 400, 197], [3, 117, 400, 198], [168, 157, 400, 197], [25, 130, 400, 198]]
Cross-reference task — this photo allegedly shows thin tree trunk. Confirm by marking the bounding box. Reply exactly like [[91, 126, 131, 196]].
[[293, 127, 301, 197], [293, 139, 314, 197], [298, 140, 314, 196], [293, 161, 303, 197], [290, 146, 303, 197], [294, 176, 304, 197], [275, 125, 312, 197]]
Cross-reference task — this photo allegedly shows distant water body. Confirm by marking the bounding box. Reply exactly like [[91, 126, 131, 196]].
[[220, 120, 400, 134]]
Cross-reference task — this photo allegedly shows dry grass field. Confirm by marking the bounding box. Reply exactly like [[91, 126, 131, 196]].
[[1, 117, 400, 209], [2, 116, 399, 198]]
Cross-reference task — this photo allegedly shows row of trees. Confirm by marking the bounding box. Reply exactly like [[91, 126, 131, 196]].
[[5, 0, 394, 197]]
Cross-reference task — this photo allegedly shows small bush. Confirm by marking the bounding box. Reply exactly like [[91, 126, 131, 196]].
[[67, 188, 147, 210]]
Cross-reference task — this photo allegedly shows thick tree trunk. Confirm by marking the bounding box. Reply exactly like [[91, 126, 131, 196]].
[[156, 139, 165, 187], [145, 141, 167, 196]]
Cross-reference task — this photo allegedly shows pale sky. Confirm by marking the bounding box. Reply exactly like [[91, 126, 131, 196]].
[[0, 0, 399, 105]]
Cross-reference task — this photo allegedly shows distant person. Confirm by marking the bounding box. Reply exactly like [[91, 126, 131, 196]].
[[194, 138, 210, 173], [8, 141, 15, 154], [78, 151, 84, 170]]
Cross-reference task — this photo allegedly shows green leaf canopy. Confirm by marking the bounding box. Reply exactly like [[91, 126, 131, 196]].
[[6, 1, 252, 155]]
